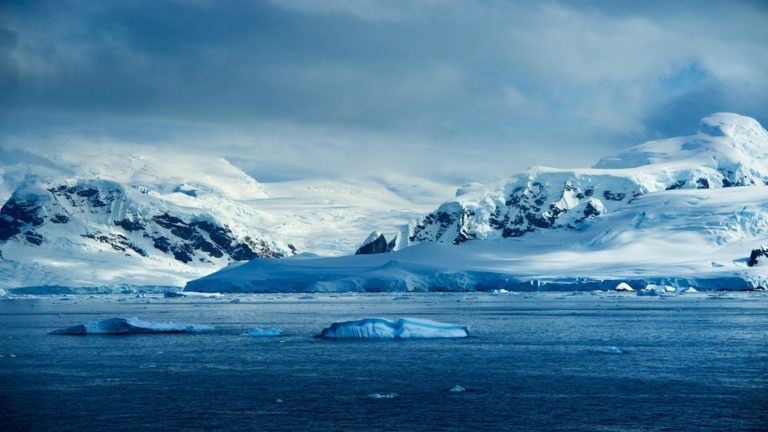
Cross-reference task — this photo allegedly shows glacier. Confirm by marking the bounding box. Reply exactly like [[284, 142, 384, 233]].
[[50, 317, 216, 335], [317, 318, 469, 339]]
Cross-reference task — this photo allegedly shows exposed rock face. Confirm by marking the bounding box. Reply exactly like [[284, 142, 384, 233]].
[[748, 247, 767, 267], [0, 180, 285, 264], [355, 233, 388, 255], [354, 231, 402, 255], [409, 175, 630, 244]]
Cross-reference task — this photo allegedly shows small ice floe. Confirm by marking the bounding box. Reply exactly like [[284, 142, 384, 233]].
[[636, 287, 659, 296], [274, 399, 284, 404], [682, 287, 698, 294], [163, 291, 222, 298], [317, 318, 469, 339], [604, 346, 624, 354], [614, 282, 635, 292], [298, 295, 315, 300], [367, 393, 398, 399], [230, 298, 241, 303], [449, 385, 466, 393], [50, 317, 216, 335], [243, 328, 282, 337]]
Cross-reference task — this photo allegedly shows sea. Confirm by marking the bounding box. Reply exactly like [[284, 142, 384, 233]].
[[1, 291, 766, 431]]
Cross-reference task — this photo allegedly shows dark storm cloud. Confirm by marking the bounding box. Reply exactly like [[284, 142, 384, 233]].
[[1, 0, 767, 181]]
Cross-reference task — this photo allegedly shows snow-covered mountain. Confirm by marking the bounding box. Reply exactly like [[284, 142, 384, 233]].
[[186, 113, 768, 292], [0, 149, 453, 290], [0, 178, 290, 290], [407, 113, 768, 245]]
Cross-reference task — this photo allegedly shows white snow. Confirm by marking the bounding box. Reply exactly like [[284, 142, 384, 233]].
[[50, 317, 215, 335], [317, 318, 470, 339], [614, 283, 635, 292]]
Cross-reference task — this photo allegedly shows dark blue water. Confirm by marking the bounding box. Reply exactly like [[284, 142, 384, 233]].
[[1, 292, 767, 431]]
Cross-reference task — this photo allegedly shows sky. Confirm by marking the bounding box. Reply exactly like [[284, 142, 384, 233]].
[[1, 0, 767, 183]]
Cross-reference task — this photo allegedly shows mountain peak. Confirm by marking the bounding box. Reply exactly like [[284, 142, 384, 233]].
[[698, 112, 766, 139], [594, 113, 768, 170]]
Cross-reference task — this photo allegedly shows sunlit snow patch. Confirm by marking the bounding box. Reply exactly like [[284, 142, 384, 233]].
[[51, 317, 215, 335], [318, 318, 469, 339]]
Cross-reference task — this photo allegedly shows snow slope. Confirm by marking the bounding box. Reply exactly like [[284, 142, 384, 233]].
[[186, 113, 768, 292], [255, 176, 455, 256]]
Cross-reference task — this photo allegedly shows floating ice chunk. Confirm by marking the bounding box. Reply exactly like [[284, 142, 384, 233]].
[[604, 346, 624, 354], [318, 318, 469, 339], [51, 317, 215, 335], [367, 393, 398, 399], [636, 287, 659, 296], [449, 385, 466, 393], [614, 282, 635, 292], [243, 327, 282, 337], [163, 291, 222, 298]]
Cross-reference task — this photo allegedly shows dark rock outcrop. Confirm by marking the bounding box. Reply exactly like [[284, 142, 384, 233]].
[[356, 234, 388, 255], [748, 247, 767, 267]]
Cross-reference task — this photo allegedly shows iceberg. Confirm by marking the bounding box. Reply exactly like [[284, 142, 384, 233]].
[[366, 393, 398, 399], [50, 317, 215, 335], [317, 318, 469, 339], [243, 327, 282, 337]]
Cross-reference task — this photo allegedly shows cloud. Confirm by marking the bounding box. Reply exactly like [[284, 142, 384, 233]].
[[1, 0, 767, 183]]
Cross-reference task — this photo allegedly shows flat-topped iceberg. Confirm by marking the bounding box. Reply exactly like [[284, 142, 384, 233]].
[[51, 317, 215, 335], [317, 318, 469, 339]]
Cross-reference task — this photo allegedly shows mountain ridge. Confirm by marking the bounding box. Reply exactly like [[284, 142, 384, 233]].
[[187, 113, 768, 293], [400, 113, 768, 247]]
